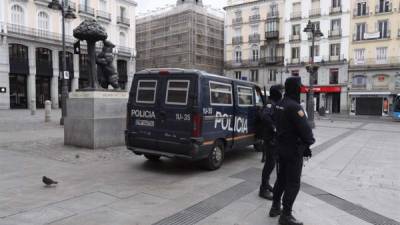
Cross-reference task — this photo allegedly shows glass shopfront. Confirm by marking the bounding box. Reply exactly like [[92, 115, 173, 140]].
[[9, 44, 29, 109], [36, 48, 53, 108]]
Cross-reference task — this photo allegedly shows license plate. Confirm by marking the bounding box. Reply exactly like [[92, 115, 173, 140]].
[[135, 120, 155, 127]]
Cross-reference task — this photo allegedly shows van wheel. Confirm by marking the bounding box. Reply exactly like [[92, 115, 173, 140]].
[[203, 140, 224, 170], [144, 154, 161, 161]]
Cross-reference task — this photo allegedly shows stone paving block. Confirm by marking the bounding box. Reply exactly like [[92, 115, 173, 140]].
[[53, 192, 119, 213], [107, 193, 169, 216], [0, 206, 74, 225]]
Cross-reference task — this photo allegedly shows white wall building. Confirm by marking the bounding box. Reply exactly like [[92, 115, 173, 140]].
[[283, 0, 350, 114], [0, 0, 137, 110]]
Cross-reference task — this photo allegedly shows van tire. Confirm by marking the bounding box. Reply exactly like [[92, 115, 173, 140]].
[[144, 154, 161, 161], [203, 140, 225, 170]]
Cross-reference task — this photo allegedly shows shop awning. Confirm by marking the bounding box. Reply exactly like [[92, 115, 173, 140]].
[[301, 86, 341, 93]]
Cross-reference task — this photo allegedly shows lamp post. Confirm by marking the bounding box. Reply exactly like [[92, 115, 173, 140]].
[[48, 0, 76, 125], [303, 20, 323, 128], [280, 60, 289, 86]]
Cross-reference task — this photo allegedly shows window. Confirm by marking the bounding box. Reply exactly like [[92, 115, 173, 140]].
[[251, 24, 259, 35], [11, 5, 24, 25], [251, 70, 258, 82], [354, 49, 365, 64], [266, 21, 278, 32], [376, 47, 387, 63], [99, 0, 107, 11], [270, 4, 278, 15], [136, 80, 157, 104], [237, 86, 254, 107], [292, 47, 300, 59], [292, 24, 300, 35], [234, 28, 241, 37], [251, 45, 259, 61], [38, 12, 49, 31], [165, 80, 190, 105], [291, 70, 299, 76], [251, 6, 259, 16], [377, 0, 390, 13], [395, 75, 400, 88], [330, 44, 340, 56], [356, 23, 366, 40], [120, 6, 126, 18], [378, 20, 389, 38], [119, 32, 126, 46], [309, 45, 320, 57], [235, 71, 242, 80], [352, 75, 367, 88], [331, 19, 341, 31], [356, 1, 367, 16], [235, 10, 242, 18], [234, 46, 242, 63], [269, 70, 277, 82], [210, 82, 233, 106], [332, 0, 341, 7], [330, 69, 339, 84]]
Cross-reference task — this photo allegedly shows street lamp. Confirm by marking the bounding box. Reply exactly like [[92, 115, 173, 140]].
[[303, 20, 323, 128], [48, 0, 76, 125]]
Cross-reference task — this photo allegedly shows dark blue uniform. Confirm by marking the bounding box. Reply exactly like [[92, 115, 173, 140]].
[[270, 77, 315, 225]]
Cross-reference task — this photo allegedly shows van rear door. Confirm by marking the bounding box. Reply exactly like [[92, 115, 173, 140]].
[[129, 75, 160, 150], [156, 74, 197, 154]]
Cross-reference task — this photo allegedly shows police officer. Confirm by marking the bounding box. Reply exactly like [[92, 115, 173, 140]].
[[269, 77, 315, 225], [259, 85, 283, 200]]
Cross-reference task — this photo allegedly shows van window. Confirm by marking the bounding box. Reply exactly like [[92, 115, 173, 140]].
[[166, 80, 190, 105], [255, 89, 263, 107], [209, 81, 233, 106], [136, 80, 157, 104], [237, 86, 254, 107]]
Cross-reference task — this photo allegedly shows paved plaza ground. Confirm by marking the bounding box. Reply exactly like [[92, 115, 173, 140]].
[[0, 109, 399, 225]]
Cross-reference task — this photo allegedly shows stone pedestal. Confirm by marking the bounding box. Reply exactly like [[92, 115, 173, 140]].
[[64, 91, 128, 149]]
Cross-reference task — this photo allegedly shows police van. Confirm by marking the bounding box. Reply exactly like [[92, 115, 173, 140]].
[[125, 68, 265, 170]]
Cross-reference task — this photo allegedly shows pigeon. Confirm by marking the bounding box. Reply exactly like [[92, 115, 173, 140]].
[[42, 176, 58, 186]]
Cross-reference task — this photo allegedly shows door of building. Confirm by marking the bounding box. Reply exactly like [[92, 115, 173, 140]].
[[331, 93, 341, 113], [356, 97, 382, 116], [9, 74, 28, 109], [36, 76, 51, 108]]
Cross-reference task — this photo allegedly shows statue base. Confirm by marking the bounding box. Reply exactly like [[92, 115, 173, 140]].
[[64, 91, 128, 149]]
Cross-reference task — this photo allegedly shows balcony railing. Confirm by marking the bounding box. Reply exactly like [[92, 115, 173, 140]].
[[96, 10, 111, 21], [224, 59, 262, 69], [289, 34, 301, 42], [309, 8, 321, 17], [265, 31, 279, 39], [375, 3, 392, 14], [289, 58, 300, 65], [350, 57, 400, 67], [353, 30, 391, 41], [232, 36, 243, 45], [6, 23, 75, 44], [267, 11, 279, 18], [248, 34, 260, 43], [330, 6, 342, 14], [117, 17, 130, 26], [232, 17, 243, 25], [262, 56, 284, 65], [249, 15, 260, 23], [290, 11, 302, 20], [117, 45, 134, 56], [353, 6, 369, 17], [328, 29, 342, 38], [79, 4, 95, 16], [328, 54, 345, 62]]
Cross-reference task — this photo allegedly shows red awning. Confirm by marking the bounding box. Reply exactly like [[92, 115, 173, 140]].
[[301, 86, 342, 93]]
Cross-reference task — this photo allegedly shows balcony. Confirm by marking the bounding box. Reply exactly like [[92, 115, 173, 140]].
[[34, 0, 51, 6], [6, 23, 75, 44], [249, 15, 260, 23], [232, 17, 243, 25], [232, 36, 243, 45], [267, 11, 279, 18], [309, 8, 321, 18], [349, 57, 400, 69], [330, 6, 342, 15], [262, 56, 284, 65], [289, 34, 301, 42], [328, 55, 345, 62], [353, 7, 369, 17], [354, 30, 391, 41], [248, 34, 260, 43], [79, 4, 95, 17], [96, 10, 111, 22], [289, 58, 300, 65], [328, 29, 342, 38], [375, 3, 392, 14], [290, 11, 302, 20], [117, 17, 130, 27], [117, 45, 134, 56], [224, 59, 261, 69], [265, 31, 279, 39]]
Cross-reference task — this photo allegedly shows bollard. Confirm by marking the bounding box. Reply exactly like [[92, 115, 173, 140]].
[[30, 98, 36, 116], [45, 100, 51, 122]]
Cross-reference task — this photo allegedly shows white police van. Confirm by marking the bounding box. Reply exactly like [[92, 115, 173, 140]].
[[125, 68, 265, 170]]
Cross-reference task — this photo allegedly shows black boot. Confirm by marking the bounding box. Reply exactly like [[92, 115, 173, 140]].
[[269, 202, 282, 217], [279, 213, 303, 225], [259, 187, 273, 200]]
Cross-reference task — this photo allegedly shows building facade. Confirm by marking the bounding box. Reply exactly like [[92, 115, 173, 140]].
[[135, 0, 224, 75], [0, 0, 137, 110], [284, 0, 351, 114], [348, 0, 400, 116], [224, 0, 285, 89]]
